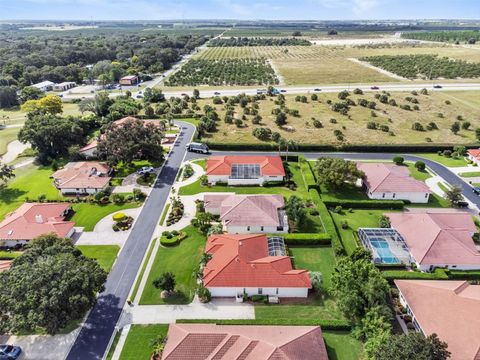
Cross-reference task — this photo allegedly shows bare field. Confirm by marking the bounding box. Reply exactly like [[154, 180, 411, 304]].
[[195, 44, 480, 86], [197, 91, 480, 145]]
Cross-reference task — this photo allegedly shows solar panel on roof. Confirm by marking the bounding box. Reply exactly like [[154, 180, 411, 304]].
[[230, 164, 261, 179]]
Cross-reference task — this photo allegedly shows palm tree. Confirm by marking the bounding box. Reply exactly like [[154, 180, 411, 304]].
[[285, 139, 297, 162]]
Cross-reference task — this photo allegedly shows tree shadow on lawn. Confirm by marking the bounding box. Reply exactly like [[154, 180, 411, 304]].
[[0, 186, 27, 204], [321, 184, 368, 201], [161, 290, 190, 305]]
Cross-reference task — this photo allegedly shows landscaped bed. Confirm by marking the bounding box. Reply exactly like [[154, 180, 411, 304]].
[[140, 226, 205, 305]]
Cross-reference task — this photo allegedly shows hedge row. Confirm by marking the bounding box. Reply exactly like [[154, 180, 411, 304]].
[[447, 270, 480, 280], [382, 268, 449, 282], [323, 200, 405, 210], [176, 318, 351, 331], [310, 189, 344, 255], [203, 142, 480, 153], [299, 156, 319, 191], [279, 233, 332, 245]]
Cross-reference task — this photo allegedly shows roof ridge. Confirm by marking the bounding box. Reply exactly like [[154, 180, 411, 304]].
[[369, 164, 391, 192], [417, 227, 443, 263], [278, 326, 319, 351]]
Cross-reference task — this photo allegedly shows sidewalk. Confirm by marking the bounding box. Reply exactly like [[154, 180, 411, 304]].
[[119, 298, 255, 326]]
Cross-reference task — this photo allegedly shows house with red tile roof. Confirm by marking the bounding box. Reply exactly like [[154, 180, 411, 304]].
[[357, 162, 431, 203], [386, 210, 480, 271], [467, 149, 480, 165], [79, 117, 165, 158], [161, 323, 328, 360], [52, 161, 111, 195], [0, 203, 75, 247], [206, 155, 285, 186], [203, 234, 311, 298], [395, 280, 480, 360], [204, 194, 288, 234]]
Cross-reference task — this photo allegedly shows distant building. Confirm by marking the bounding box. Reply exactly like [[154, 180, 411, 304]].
[[161, 324, 329, 360], [0, 203, 75, 247], [53, 82, 76, 91], [204, 194, 288, 234], [206, 155, 285, 186], [31, 80, 55, 92], [203, 233, 311, 298], [52, 161, 111, 195], [467, 149, 480, 165], [119, 75, 139, 86], [357, 162, 431, 203]]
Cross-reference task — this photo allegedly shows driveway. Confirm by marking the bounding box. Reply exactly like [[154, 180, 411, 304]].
[[0, 330, 79, 360], [119, 298, 254, 326], [66, 121, 196, 360]]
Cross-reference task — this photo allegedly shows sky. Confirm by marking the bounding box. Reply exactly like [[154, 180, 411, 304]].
[[0, 0, 479, 21]]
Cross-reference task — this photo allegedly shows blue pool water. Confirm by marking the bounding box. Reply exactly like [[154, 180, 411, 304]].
[[370, 238, 399, 263]]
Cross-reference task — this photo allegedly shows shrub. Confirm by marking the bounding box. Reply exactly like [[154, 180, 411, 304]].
[[367, 121, 377, 130], [280, 233, 331, 245], [313, 119, 323, 128], [197, 285, 211, 303], [112, 193, 125, 205], [412, 122, 424, 131], [379, 215, 391, 228], [393, 156, 404, 165], [112, 213, 126, 222], [415, 161, 426, 171]]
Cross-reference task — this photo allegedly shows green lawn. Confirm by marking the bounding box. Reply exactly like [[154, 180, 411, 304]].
[[331, 209, 391, 255], [119, 324, 169, 360], [320, 183, 369, 202], [140, 226, 205, 305], [129, 239, 157, 301], [405, 163, 431, 182], [77, 245, 120, 272], [0, 164, 63, 220], [458, 171, 480, 178], [0, 250, 22, 259], [323, 331, 364, 360], [416, 153, 468, 167], [71, 201, 142, 231], [290, 246, 336, 288], [114, 160, 163, 178]]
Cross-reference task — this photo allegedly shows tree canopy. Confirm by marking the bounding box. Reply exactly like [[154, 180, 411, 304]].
[[314, 157, 364, 189], [96, 118, 164, 165], [0, 234, 106, 335], [373, 333, 450, 360]]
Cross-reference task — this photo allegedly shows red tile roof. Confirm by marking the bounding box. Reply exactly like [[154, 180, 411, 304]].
[[395, 280, 480, 360], [162, 324, 328, 360], [52, 161, 110, 190], [468, 149, 480, 160], [206, 156, 285, 176], [0, 260, 12, 272], [0, 203, 74, 241], [203, 234, 311, 289], [357, 162, 431, 193], [387, 210, 480, 267], [204, 194, 285, 227]]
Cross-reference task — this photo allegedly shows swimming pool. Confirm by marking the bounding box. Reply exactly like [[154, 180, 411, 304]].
[[370, 238, 399, 264]]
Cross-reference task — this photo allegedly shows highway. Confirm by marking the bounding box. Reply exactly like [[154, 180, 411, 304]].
[[66, 121, 195, 360]]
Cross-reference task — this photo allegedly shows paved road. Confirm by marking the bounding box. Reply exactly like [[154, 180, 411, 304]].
[[66, 121, 195, 360], [187, 150, 480, 209]]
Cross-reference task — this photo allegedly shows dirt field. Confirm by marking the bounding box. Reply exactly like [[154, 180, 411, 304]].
[[197, 90, 480, 145], [195, 44, 480, 86]]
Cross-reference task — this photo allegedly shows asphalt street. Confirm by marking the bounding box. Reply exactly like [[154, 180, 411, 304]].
[[66, 121, 195, 360], [187, 150, 480, 209]]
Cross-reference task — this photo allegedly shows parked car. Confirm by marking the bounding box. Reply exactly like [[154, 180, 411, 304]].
[[0, 345, 22, 360], [186, 142, 209, 154], [280, 89, 287, 93], [181, 93, 188, 96], [473, 187, 480, 195], [314, 88, 321, 91], [213, 92, 221, 96], [457, 201, 469, 208], [370, 86, 380, 90], [136, 166, 155, 175], [433, 85, 443, 89], [136, 95, 143, 99]]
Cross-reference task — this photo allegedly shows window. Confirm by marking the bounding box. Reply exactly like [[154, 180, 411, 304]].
[[260, 226, 264, 231], [258, 288, 263, 295], [393, 193, 396, 198], [382, 193, 385, 198], [247, 226, 251, 231], [276, 226, 283, 231], [276, 288, 279, 295], [425, 193, 428, 198]]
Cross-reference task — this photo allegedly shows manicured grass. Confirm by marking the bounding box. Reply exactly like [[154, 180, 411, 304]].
[[0, 250, 22, 259], [192, 158, 206, 169], [159, 203, 170, 226], [0, 164, 63, 220], [290, 246, 336, 288], [71, 202, 141, 231], [320, 183, 369, 202], [323, 331, 364, 360], [119, 324, 169, 360], [105, 328, 122, 360], [254, 294, 344, 322], [330, 209, 391, 255], [130, 238, 157, 302], [459, 171, 480, 178], [140, 226, 205, 305], [416, 153, 468, 167], [77, 245, 120, 272], [114, 160, 162, 178], [405, 163, 431, 182]]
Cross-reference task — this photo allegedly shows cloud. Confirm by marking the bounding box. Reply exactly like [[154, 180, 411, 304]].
[[315, 0, 380, 14]]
